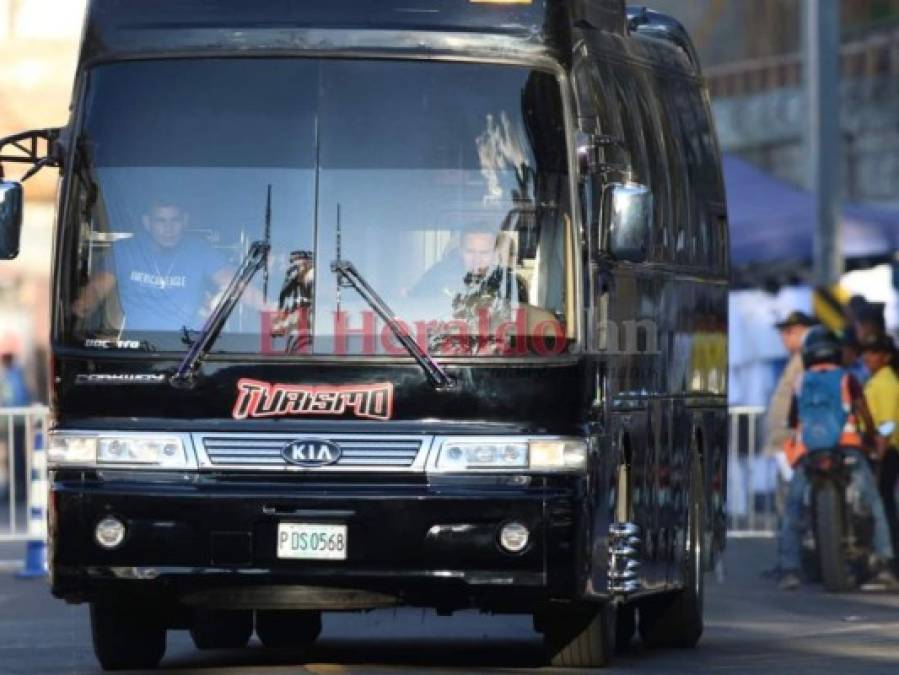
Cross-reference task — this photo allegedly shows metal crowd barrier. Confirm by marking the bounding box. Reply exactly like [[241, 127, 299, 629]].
[[726, 406, 781, 537], [1, 405, 50, 544]]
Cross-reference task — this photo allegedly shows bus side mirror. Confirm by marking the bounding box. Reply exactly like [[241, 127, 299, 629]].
[[0, 181, 24, 260], [604, 182, 652, 263]]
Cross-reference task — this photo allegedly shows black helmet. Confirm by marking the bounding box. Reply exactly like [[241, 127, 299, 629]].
[[801, 326, 841, 368]]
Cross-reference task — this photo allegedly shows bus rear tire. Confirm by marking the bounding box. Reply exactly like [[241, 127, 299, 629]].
[[90, 601, 166, 671], [255, 610, 322, 649], [189, 609, 253, 650], [543, 603, 615, 668], [615, 603, 636, 653], [639, 458, 705, 649]]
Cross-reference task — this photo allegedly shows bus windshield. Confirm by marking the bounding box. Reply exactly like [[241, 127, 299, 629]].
[[66, 58, 575, 357]]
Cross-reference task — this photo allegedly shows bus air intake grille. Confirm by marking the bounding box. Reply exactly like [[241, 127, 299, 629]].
[[194, 435, 429, 472]]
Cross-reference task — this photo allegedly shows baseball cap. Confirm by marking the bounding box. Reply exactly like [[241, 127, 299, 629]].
[[774, 311, 817, 330]]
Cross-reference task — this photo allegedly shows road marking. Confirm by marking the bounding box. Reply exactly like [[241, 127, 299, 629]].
[[0, 560, 20, 572]]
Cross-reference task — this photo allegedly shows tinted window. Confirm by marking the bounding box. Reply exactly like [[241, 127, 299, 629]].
[[676, 84, 723, 271], [67, 59, 575, 357], [633, 70, 673, 263], [662, 80, 692, 265]]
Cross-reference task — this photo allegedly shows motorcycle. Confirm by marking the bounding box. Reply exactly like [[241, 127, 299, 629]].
[[799, 421, 896, 592]]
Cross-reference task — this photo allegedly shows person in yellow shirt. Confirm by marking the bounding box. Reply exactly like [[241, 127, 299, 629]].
[[861, 333, 899, 567]]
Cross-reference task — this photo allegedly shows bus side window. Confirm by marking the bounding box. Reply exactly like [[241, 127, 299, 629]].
[[579, 58, 657, 261], [591, 62, 628, 171], [575, 57, 626, 250], [693, 88, 728, 274], [710, 205, 728, 275], [663, 79, 693, 266], [571, 57, 603, 240], [687, 86, 716, 271], [609, 64, 650, 195], [634, 71, 673, 264], [676, 85, 704, 267]]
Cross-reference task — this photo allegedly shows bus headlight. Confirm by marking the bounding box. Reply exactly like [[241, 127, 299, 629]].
[[48, 433, 195, 469], [98, 437, 186, 466], [434, 438, 587, 472], [438, 442, 529, 470], [48, 435, 97, 465]]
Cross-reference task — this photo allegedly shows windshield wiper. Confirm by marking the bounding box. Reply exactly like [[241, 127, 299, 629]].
[[330, 259, 455, 390], [170, 187, 272, 389], [170, 240, 269, 389]]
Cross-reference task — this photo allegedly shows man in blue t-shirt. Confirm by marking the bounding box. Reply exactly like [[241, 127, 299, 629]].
[[74, 202, 231, 332]]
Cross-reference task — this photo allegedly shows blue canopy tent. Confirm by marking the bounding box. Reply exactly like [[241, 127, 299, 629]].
[[724, 154, 899, 272]]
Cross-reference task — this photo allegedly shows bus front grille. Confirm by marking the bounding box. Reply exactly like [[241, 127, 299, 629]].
[[192, 434, 431, 472]]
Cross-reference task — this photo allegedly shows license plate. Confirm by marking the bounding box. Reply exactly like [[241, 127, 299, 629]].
[[277, 522, 347, 560]]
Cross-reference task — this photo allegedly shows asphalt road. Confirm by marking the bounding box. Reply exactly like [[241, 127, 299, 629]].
[[0, 539, 897, 674]]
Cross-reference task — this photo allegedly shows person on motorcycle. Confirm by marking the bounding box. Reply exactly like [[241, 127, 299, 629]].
[[776, 326, 899, 590], [861, 332, 899, 568]]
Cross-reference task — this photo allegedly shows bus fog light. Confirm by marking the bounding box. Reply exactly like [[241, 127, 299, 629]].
[[95, 516, 126, 549], [499, 522, 529, 553]]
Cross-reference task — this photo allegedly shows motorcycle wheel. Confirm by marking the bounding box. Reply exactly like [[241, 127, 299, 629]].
[[815, 482, 854, 592], [800, 546, 821, 583]]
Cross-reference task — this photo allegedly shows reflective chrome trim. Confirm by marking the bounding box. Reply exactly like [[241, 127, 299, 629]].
[[192, 432, 433, 472], [608, 522, 642, 596]]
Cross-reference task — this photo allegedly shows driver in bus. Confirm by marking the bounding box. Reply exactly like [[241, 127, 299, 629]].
[[408, 222, 534, 355], [409, 222, 525, 306], [73, 200, 233, 332]]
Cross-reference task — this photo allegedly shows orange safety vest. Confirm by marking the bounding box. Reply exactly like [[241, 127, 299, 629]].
[[783, 364, 863, 467]]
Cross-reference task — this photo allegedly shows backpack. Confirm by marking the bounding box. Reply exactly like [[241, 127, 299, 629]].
[[798, 368, 849, 451]]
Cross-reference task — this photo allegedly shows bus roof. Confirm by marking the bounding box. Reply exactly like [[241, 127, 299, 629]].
[[79, 0, 629, 65]]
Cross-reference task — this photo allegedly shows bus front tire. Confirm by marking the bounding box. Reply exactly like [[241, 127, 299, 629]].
[[542, 603, 615, 668], [90, 601, 166, 671], [615, 603, 636, 653], [639, 457, 705, 649]]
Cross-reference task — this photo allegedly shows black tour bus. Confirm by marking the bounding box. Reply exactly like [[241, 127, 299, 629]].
[[0, 0, 728, 670]]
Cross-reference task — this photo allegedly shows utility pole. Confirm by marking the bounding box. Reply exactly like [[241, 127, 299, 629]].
[[804, 0, 842, 287]]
